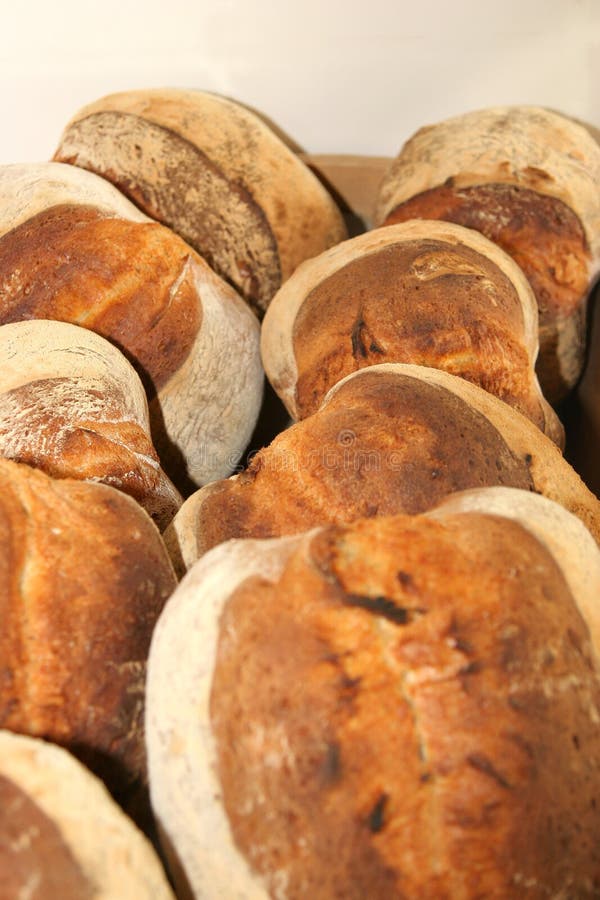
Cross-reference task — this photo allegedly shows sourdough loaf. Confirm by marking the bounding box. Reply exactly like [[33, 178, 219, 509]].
[[164, 363, 600, 575], [0, 458, 177, 808], [261, 219, 562, 444], [0, 730, 174, 899], [147, 488, 600, 898], [0, 162, 263, 490], [0, 319, 181, 530], [374, 106, 600, 402], [53, 88, 348, 312]]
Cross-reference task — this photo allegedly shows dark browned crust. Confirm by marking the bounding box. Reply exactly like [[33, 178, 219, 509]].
[[0, 378, 180, 530], [210, 514, 600, 898], [383, 183, 591, 401], [0, 460, 177, 802], [292, 238, 544, 426], [0, 204, 201, 393], [196, 371, 533, 551], [54, 112, 281, 311], [0, 774, 96, 899]]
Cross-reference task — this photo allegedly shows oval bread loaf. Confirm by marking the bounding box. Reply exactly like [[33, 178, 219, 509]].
[[374, 106, 600, 402], [0, 319, 181, 530], [261, 219, 562, 444], [147, 488, 600, 898], [0, 730, 174, 900], [164, 363, 600, 574], [53, 88, 348, 313], [0, 458, 177, 808], [0, 162, 263, 490]]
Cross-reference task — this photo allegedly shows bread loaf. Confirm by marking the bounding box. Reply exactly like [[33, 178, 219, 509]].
[[0, 162, 263, 490], [164, 363, 600, 574], [0, 458, 177, 808], [0, 730, 174, 899], [53, 88, 348, 312], [374, 106, 600, 402], [147, 488, 600, 898], [0, 319, 181, 530], [261, 219, 562, 444]]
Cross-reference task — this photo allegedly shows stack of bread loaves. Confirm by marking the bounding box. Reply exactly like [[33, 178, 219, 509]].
[[2, 92, 600, 898]]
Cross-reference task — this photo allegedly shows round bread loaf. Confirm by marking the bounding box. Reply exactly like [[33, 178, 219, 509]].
[[163, 363, 600, 575], [0, 458, 177, 808], [374, 106, 600, 403], [0, 319, 181, 530], [53, 88, 348, 313], [0, 162, 263, 490], [261, 219, 562, 444], [147, 489, 600, 898], [0, 730, 174, 899]]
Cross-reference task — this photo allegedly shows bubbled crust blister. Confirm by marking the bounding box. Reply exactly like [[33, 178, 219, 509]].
[[261, 220, 562, 444], [53, 88, 348, 311], [0, 459, 177, 801], [0, 163, 264, 488], [163, 364, 600, 574]]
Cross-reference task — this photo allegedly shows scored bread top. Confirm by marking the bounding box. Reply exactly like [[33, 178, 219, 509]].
[[261, 220, 561, 443], [54, 88, 348, 310], [374, 105, 600, 262]]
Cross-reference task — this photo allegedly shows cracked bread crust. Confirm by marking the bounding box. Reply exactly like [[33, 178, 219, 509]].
[[53, 88, 348, 312]]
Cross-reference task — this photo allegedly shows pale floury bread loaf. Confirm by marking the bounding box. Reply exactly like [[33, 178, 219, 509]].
[[261, 220, 562, 444], [0, 459, 177, 809], [0, 319, 181, 530], [0, 162, 263, 490], [53, 88, 348, 313], [0, 731, 174, 900], [147, 489, 600, 898], [163, 364, 600, 575], [374, 106, 600, 403]]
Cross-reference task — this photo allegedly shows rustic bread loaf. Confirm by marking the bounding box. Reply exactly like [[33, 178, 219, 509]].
[[0, 162, 263, 490], [147, 488, 600, 898], [0, 319, 181, 530], [163, 363, 600, 575], [261, 219, 562, 444], [0, 730, 174, 899], [0, 458, 177, 808], [374, 106, 600, 403], [53, 88, 348, 313]]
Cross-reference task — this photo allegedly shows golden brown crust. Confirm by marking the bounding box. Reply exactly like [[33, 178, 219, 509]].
[[0, 204, 201, 391], [193, 370, 534, 553], [211, 514, 600, 898], [0, 774, 95, 899], [292, 235, 547, 428], [54, 89, 348, 311], [0, 459, 177, 802], [383, 183, 590, 401]]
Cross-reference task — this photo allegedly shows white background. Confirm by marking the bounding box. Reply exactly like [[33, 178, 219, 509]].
[[1, 0, 599, 163]]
